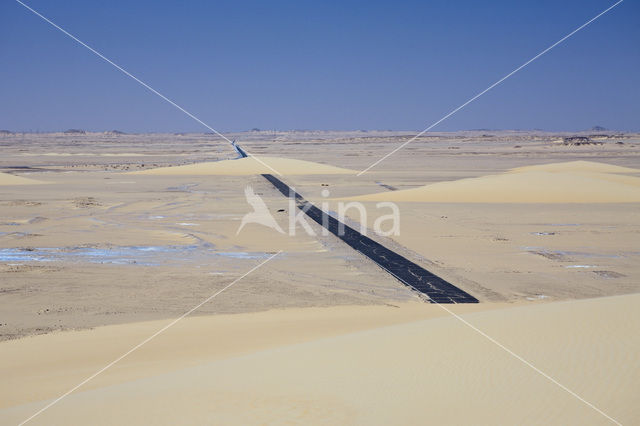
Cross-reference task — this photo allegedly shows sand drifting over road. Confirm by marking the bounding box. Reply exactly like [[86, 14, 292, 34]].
[[1, 294, 637, 424], [349, 161, 640, 203], [132, 156, 355, 176], [0, 172, 44, 186]]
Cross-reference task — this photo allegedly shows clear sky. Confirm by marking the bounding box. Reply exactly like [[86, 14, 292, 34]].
[[1, 0, 638, 133]]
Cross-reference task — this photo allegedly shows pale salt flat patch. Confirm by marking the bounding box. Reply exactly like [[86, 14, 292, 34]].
[[565, 265, 597, 268], [526, 294, 548, 301], [557, 251, 620, 259], [531, 232, 555, 236], [0, 246, 267, 265], [522, 247, 621, 259], [148, 216, 165, 220], [177, 223, 199, 226]]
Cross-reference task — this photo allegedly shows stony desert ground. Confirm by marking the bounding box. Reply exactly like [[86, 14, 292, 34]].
[[1, 130, 639, 424]]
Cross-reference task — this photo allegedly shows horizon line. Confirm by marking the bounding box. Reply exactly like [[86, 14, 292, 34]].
[[0, 127, 634, 135]]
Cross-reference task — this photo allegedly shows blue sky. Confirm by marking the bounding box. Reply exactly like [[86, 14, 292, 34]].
[[1, 0, 638, 132]]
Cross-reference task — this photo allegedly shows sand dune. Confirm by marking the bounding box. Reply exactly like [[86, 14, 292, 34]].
[[511, 160, 639, 174], [0, 294, 637, 425], [348, 161, 640, 203], [2, 135, 638, 425], [132, 156, 355, 175], [0, 172, 44, 186]]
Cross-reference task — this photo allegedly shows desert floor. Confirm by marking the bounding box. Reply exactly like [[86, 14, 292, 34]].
[[1, 130, 639, 424]]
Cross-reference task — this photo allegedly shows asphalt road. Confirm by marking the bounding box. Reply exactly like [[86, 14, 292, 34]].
[[261, 173, 478, 304]]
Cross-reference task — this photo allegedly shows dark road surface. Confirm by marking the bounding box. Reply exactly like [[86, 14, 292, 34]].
[[261, 173, 478, 304]]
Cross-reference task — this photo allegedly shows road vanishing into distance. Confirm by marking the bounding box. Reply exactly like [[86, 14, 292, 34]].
[[234, 142, 477, 303], [261, 174, 478, 304]]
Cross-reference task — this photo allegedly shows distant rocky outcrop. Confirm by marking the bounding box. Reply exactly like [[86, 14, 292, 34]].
[[562, 136, 602, 146], [591, 126, 608, 131], [64, 129, 86, 135], [105, 130, 126, 135], [0, 130, 13, 135]]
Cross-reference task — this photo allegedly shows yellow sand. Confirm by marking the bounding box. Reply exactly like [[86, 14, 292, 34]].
[[511, 160, 640, 174], [349, 161, 640, 203], [0, 172, 44, 186], [131, 156, 355, 175], [1, 295, 637, 425]]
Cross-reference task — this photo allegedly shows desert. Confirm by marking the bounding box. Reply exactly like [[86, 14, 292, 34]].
[[3, 0, 638, 423], [1, 130, 639, 424]]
